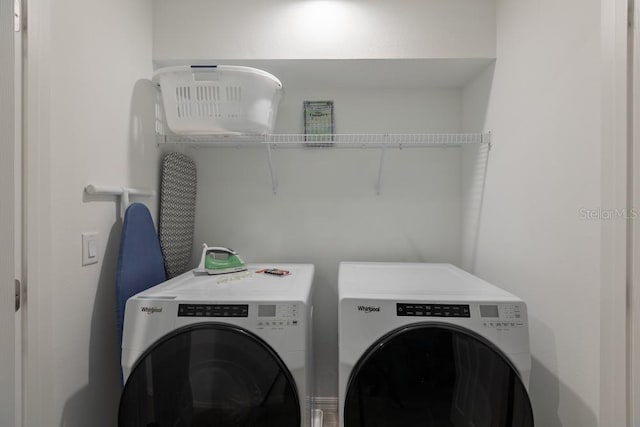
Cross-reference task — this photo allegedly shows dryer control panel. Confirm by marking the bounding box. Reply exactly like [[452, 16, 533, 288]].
[[395, 302, 527, 330], [256, 303, 299, 330], [478, 303, 526, 329]]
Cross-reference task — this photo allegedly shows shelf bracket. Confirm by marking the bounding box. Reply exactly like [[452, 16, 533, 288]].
[[482, 131, 492, 151], [376, 145, 387, 195], [14, 0, 21, 32], [266, 143, 278, 194]]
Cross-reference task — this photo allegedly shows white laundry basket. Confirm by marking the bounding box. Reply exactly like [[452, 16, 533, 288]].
[[153, 65, 283, 135]]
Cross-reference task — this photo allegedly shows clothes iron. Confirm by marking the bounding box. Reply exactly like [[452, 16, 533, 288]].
[[194, 245, 248, 275]]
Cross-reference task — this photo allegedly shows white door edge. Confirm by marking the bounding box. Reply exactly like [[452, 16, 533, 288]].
[[630, 0, 640, 425], [14, 0, 22, 424], [600, 0, 630, 425], [0, 0, 17, 425], [22, 0, 54, 424]]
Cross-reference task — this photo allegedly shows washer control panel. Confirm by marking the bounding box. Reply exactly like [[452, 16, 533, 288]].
[[178, 304, 249, 318], [256, 303, 299, 330], [397, 303, 470, 318]]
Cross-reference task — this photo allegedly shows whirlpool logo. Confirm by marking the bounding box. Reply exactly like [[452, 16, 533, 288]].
[[357, 305, 381, 313], [141, 306, 162, 314]]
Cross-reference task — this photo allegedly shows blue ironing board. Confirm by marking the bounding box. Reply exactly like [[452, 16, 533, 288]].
[[115, 203, 167, 361]]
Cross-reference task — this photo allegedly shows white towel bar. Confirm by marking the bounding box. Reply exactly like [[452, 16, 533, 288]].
[[84, 184, 156, 218]]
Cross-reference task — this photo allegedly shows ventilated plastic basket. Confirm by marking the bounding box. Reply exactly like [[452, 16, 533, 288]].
[[153, 65, 283, 135]]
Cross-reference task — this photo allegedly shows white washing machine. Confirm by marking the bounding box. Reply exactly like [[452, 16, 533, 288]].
[[338, 262, 533, 427], [118, 264, 314, 427]]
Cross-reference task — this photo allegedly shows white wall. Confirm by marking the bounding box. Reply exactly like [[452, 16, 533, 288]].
[[25, 0, 617, 424], [461, 0, 602, 425], [28, 0, 161, 424], [189, 86, 465, 397], [153, 0, 495, 61], [24, 0, 615, 424], [153, 0, 493, 399]]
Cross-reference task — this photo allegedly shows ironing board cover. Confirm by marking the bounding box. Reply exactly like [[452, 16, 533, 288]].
[[158, 153, 197, 278], [115, 203, 167, 353]]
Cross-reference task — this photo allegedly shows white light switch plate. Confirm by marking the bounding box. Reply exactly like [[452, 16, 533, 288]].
[[82, 232, 99, 266]]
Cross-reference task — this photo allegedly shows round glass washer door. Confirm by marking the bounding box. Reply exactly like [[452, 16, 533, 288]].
[[119, 323, 300, 427], [344, 324, 534, 427]]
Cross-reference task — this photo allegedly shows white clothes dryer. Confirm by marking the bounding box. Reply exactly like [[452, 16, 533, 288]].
[[118, 264, 314, 427], [338, 262, 533, 427]]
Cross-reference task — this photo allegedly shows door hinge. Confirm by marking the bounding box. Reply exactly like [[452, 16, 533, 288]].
[[15, 279, 20, 312], [14, 0, 21, 32]]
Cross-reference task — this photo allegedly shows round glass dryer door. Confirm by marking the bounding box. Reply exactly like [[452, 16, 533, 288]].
[[344, 324, 534, 427], [119, 324, 300, 427]]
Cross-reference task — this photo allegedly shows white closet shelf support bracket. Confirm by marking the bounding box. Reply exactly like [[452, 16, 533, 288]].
[[14, 0, 22, 32], [482, 131, 492, 150], [376, 143, 387, 195], [266, 143, 278, 195], [84, 184, 157, 218]]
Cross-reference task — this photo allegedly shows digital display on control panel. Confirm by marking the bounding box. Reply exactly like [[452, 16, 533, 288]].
[[178, 304, 248, 317], [258, 305, 276, 317], [480, 305, 499, 318], [397, 303, 470, 318]]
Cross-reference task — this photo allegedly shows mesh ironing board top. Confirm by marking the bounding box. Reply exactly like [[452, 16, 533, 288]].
[[159, 153, 197, 278]]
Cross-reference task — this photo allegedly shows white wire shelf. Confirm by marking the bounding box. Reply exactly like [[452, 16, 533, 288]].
[[156, 132, 491, 148], [154, 131, 491, 195], [153, 89, 492, 194]]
